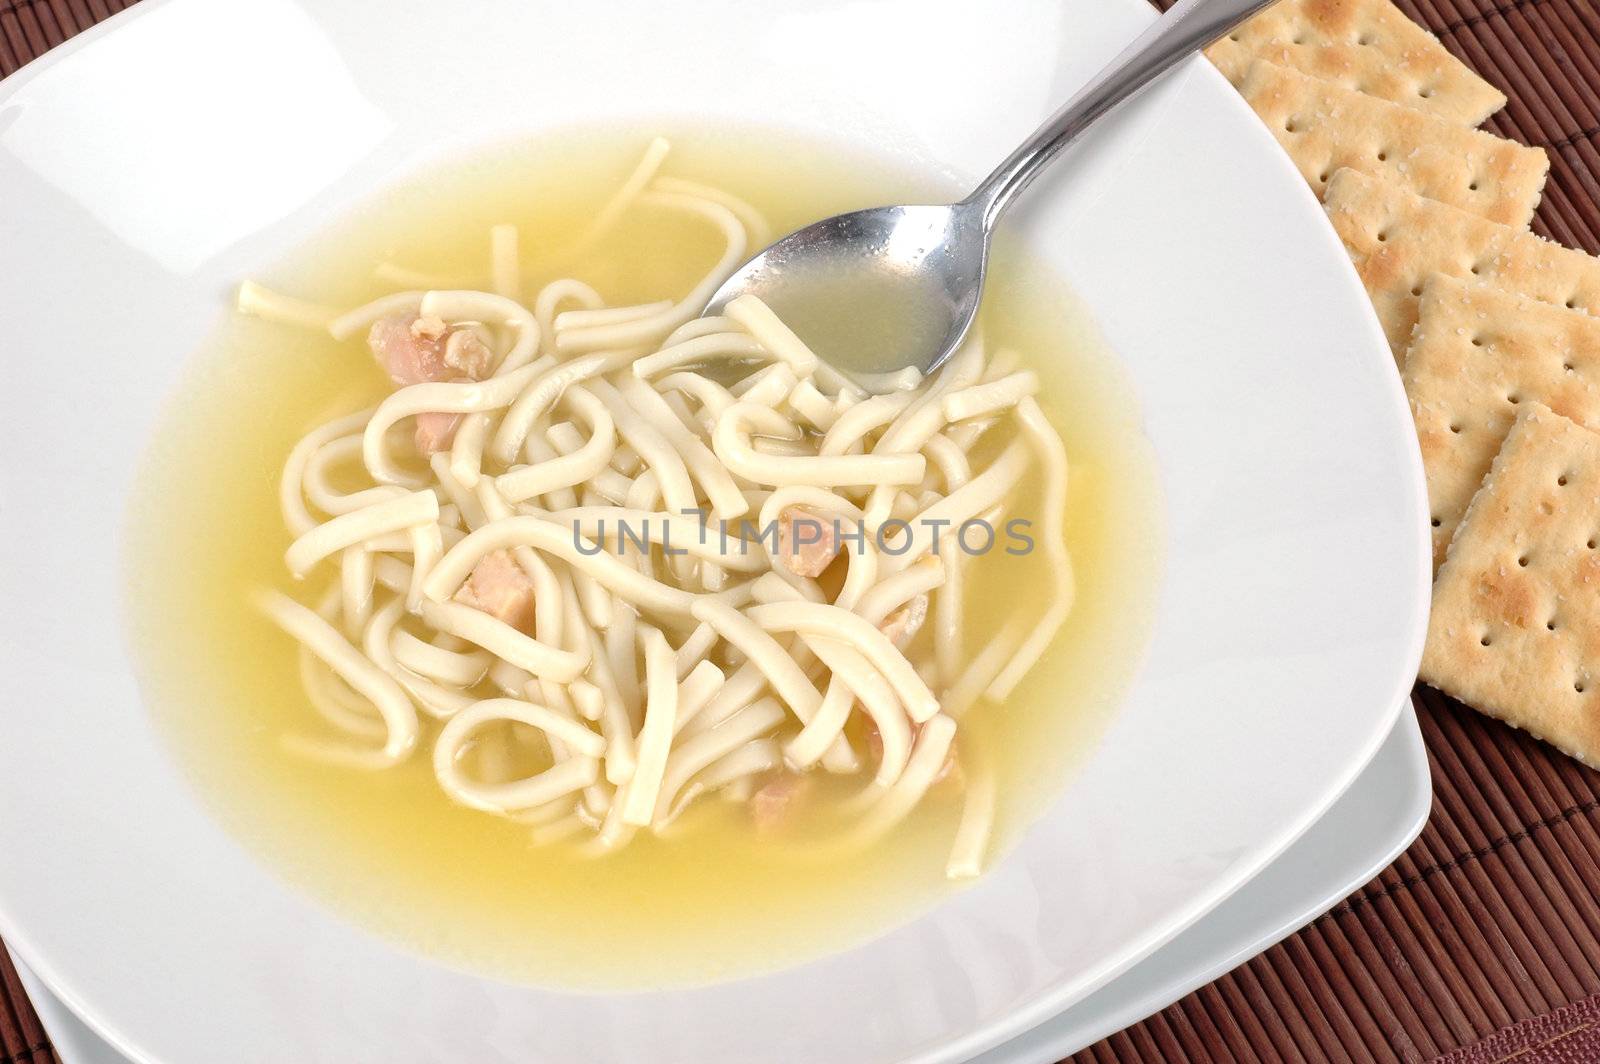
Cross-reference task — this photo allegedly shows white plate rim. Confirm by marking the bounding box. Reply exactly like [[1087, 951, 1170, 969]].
[[8, 705, 1434, 1064]]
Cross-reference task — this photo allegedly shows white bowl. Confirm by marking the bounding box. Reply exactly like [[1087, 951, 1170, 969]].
[[0, 0, 1430, 1061]]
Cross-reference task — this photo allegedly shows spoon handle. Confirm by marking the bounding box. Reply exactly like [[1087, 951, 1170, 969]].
[[964, 0, 1281, 227]]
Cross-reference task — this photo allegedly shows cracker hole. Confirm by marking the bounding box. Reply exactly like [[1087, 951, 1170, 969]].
[[1377, 149, 1389, 161], [1470, 264, 1482, 275], [1471, 335, 1486, 347], [1319, 170, 1332, 182], [1518, 555, 1530, 566], [1377, 229, 1390, 242], [1480, 634, 1492, 646], [1284, 119, 1300, 133], [1411, 285, 1424, 297], [1589, 538, 1597, 549], [1431, 517, 1442, 527], [1468, 179, 1479, 191], [1228, 33, 1241, 41], [1577, 681, 1587, 693], [1420, 87, 1436, 99], [1358, 34, 1375, 45], [1565, 362, 1576, 372], [1568, 299, 1580, 309], [1449, 423, 1462, 434], [1292, 34, 1307, 44], [1559, 475, 1569, 486], [1507, 394, 1521, 404], [1548, 619, 1558, 631]]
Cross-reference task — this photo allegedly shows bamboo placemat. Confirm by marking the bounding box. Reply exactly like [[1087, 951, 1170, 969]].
[[4, 0, 1600, 1061]]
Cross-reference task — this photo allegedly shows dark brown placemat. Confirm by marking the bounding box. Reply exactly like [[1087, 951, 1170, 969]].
[[3, 1, 1600, 1062], [0, 0, 129, 73]]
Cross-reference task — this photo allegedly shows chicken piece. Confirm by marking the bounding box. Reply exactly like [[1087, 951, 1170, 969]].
[[411, 314, 448, 339], [366, 313, 493, 453], [368, 314, 451, 385], [878, 593, 929, 649], [453, 550, 537, 632], [775, 507, 841, 578], [413, 412, 464, 455], [750, 772, 810, 834], [442, 327, 493, 377]]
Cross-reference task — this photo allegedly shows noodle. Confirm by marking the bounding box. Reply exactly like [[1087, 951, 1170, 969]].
[[250, 138, 1079, 880], [235, 280, 338, 331]]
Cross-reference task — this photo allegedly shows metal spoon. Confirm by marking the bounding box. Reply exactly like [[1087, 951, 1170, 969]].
[[705, 0, 1280, 380]]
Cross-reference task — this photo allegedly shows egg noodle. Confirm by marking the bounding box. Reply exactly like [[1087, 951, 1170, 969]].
[[239, 138, 1073, 878]]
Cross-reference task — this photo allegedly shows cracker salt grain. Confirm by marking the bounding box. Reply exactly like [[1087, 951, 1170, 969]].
[[1403, 274, 1600, 568], [1421, 404, 1600, 770], [1323, 168, 1600, 359], [1237, 61, 1547, 227], [1206, 0, 1504, 125]]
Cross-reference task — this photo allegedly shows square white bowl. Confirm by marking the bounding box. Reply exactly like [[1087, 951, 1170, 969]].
[[0, 0, 1430, 1060]]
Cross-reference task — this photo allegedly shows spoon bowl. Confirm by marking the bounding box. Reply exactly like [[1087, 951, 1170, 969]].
[[706, 202, 988, 382], [705, 0, 1279, 382]]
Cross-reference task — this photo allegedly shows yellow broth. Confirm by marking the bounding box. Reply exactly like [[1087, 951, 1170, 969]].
[[126, 127, 1163, 988]]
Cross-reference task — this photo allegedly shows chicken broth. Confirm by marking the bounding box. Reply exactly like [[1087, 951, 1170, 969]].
[[127, 127, 1162, 988]]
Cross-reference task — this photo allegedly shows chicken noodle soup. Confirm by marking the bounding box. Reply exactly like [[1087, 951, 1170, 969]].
[[129, 129, 1161, 987]]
